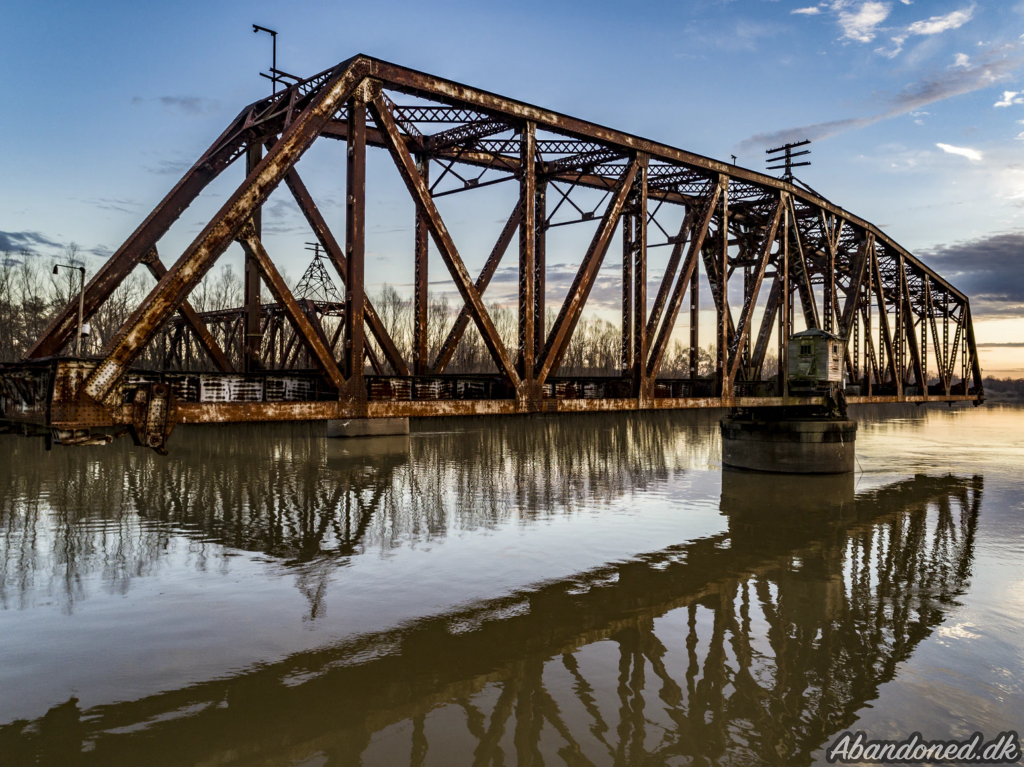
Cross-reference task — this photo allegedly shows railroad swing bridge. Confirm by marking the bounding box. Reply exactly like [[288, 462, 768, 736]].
[[0, 55, 984, 452]]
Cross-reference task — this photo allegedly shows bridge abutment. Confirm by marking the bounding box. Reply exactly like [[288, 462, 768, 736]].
[[720, 411, 857, 474]]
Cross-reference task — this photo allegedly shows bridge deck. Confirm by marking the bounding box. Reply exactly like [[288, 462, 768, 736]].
[[0, 358, 979, 439]]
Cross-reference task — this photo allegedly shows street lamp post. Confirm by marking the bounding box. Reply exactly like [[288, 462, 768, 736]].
[[53, 263, 86, 357]]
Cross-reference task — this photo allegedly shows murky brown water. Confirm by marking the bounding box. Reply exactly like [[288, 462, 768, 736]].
[[0, 405, 1022, 766]]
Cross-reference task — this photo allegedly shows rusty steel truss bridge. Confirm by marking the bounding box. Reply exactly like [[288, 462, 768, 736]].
[[0, 55, 984, 451]]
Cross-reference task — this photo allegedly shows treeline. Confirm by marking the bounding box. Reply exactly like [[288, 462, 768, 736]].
[[982, 376, 1024, 401], [1, 249, 772, 379]]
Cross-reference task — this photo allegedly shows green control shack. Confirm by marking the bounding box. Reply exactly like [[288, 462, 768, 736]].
[[788, 329, 844, 392]]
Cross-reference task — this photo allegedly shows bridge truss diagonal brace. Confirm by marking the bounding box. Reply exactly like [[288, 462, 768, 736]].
[[81, 63, 365, 404], [871, 245, 899, 389], [434, 200, 524, 373], [899, 257, 926, 389], [749, 276, 781, 381], [836, 233, 872, 377], [726, 195, 784, 386], [786, 197, 821, 331], [140, 247, 234, 373], [537, 159, 641, 386], [645, 207, 696, 343], [279, 159, 409, 376], [646, 182, 721, 381], [238, 227, 346, 390], [368, 89, 521, 389], [25, 104, 256, 360]]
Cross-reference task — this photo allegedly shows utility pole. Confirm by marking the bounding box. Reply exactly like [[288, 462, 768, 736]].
[[766, 140, 811, 183]]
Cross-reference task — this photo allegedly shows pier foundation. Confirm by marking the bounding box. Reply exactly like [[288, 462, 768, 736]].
[[720, 414, 857, 474], [327, 417, 410, 438]]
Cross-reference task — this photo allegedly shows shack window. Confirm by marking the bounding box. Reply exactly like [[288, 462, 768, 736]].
[[800, 342, 812, 355]]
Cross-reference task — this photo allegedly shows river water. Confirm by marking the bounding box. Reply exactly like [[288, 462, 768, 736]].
[[0, 405, 1021, 766]]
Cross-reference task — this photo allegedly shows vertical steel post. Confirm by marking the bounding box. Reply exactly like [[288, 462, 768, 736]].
[[534, 181, 547, 364], [780, 206, 789, 396], [743, 265, 751, 368], [621, 197, 634, 375], [922, 276, 929, 390], [689, 263, 699, 380], [75, 267, 85, 357], [633, 160, 648, 394], [865, 257, 873, 395], [345, 98, 367, 381], [853, 309, 860, 384], [896, 254, 904, 394], [825, 222, 835, 334], [244, 143, 263, 371], [718, 178, 729, 396], [943, 293, 950, 395], [413, 153, 430, 374], [518, 122, 536, 380]]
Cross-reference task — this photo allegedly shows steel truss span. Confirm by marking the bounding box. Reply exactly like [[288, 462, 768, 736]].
[[0, 55, 983, 451]]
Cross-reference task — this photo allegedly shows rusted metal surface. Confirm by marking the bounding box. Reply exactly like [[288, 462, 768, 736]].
[[3, 55, 983, 451], [140, 248, 234, 373]]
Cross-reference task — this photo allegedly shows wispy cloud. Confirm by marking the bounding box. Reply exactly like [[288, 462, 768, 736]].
[[144, 159, 193, 176], [791, 6, 822, 15], [738, 52, 1021, 151], [85, 197, 140, 214], [936, 142, 983, 161], [906, 4, 974, 36], [130, 95, 220, 116], [837, 1, 890, 43], [995, 90, 1024, 107], [0, 230, 62, 253], [876, 35, 906, 58], [952, 52, 971, 67]]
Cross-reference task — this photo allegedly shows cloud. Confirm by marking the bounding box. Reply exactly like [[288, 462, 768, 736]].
[[130, 96, 220, 116], [0, 230, 62, 253], [738, 52, 1021, 151], [876, 35, 906, 58], [936, 142, 983, 161], [144, 159, 193, 176], [837, 2, 890, 42], [85, 197, 140, 214], [791, 6, 822, 14], [995, 90, 1024, 107], [952, 52, 971, 67], [906, 4, 974, 36], [920, 230, 1024, 315]]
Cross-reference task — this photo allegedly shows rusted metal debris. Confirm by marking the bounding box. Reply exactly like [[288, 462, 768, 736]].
[[2, 55, 983, 452]]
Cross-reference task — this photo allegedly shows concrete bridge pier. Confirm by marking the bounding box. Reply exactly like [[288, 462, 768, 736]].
[[720, 410, 857, 474]]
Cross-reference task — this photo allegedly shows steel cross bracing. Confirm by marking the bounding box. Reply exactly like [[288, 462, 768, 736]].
[[0, 55, 983, 451]]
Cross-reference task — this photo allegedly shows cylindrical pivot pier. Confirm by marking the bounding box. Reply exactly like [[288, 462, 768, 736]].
[[720, 415, 857, 474]]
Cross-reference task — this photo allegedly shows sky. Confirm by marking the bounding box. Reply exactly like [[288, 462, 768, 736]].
[[4, 0, 1024, 374]]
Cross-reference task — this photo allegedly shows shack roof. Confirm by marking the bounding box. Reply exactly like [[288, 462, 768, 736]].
[[791, 329, 843, 341]]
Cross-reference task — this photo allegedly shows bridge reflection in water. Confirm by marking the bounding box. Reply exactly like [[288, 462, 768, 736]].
[[0, 414, 981, 766]]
